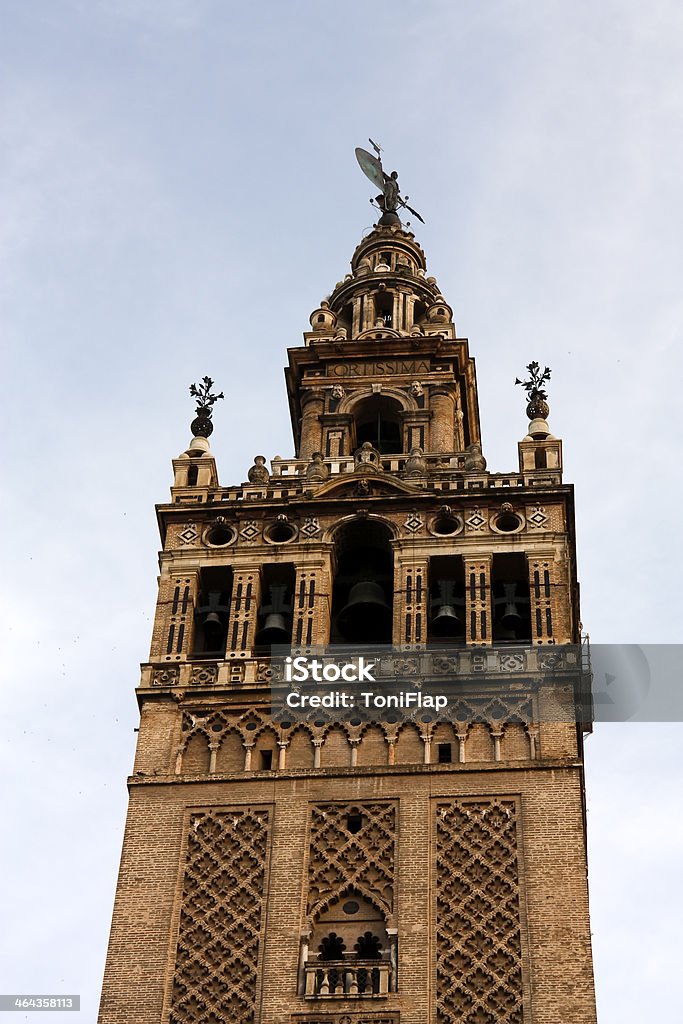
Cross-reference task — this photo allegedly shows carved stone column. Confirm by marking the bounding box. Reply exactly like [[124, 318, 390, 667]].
[[299, 389, 325, 460], [429, 384, 457, 453]]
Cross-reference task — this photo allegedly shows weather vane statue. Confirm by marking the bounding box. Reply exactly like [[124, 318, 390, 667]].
[[355, 139, 425, 227]]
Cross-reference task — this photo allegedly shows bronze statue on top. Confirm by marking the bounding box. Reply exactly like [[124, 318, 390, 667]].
[[355, 139, 425, 227]]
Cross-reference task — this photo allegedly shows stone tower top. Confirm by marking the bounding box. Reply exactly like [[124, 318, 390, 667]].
[[307, 223, 454, 345]]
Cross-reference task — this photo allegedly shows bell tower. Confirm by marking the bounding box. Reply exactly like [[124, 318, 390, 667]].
[[99, 158, 598, 1024]]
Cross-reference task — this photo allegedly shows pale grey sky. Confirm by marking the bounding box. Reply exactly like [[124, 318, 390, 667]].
[[1, 1, 682, 1021]]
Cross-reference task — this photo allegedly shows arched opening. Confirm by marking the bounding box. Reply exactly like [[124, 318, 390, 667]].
[[429, 556, 465, 645], [353, 395, 403, 455], [492, 553, 531, 643], [373, 289, 394, 327], [412, 300, 426, 326], [306, 892, 392, 997], [192, 566, 232, 658], [330, 520, 393, 645], [254, 563, 295, 654]]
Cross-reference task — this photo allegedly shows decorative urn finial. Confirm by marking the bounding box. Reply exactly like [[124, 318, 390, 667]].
[[515, 361, 551, 419], [189, 376, 224, 438], [515, 362, 552, 438]]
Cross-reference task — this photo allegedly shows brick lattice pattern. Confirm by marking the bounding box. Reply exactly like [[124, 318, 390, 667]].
[[169, 809, 270, 1024], [307, 803, 396, 917], [436, 799, 523, 1024]]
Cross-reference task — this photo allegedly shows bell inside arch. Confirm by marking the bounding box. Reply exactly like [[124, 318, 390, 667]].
[[500, 583, 523, 628], [337, 580, 391, 643], [430, 603, 462, 637], [255, 612, 291, 646], [429, 572, 465, 641]]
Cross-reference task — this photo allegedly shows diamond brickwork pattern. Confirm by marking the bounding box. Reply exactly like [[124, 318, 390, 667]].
[[436, 799, 524, 1024], [307, 803, 396, 919], [169, 809, 270, 1024]]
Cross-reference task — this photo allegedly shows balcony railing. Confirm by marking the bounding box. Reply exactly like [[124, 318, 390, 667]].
[[304, 960, 391, 998]]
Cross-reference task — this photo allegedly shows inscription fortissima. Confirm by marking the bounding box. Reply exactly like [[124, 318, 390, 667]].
[[327, 358, 432, 377]]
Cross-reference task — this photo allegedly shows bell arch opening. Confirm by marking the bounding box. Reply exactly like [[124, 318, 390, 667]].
[[353, 395, 403, 455], [330, 520, 394, 646]]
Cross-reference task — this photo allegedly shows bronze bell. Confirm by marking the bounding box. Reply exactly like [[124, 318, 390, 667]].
[[203, 611, 222, 627], [337, 580, 391, 642], [431, 604, 463, 637], [255, 612, 290, 646], [500, 583, 523, 628]]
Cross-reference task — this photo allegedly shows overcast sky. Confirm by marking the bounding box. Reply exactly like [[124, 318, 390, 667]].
[[1, 2, 682, 1021]]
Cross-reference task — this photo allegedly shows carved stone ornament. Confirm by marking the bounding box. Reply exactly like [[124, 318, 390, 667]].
[[409, 380, 424, 396], [330, 384, 346, 400], [301, 516, 321, 538], [152, 666, 179, 686], [403, 446, 427, 479], [404, 512, 424, 533], [190, 664, 217, 686], [305, 451, 329, 482], [354, 441, 383, 474], [464, 442, 487, 471], [247, 455, 270, 484]]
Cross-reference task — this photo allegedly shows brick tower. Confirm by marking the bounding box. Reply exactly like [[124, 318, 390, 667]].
[[99, 164, 598, 1024]]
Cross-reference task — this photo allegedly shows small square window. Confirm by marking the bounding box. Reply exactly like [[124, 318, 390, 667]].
[[260, 750, 273, 770], [437, 743, 452, 764]]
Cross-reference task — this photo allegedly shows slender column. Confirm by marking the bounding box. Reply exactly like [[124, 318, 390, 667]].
[[313, 740, 322, 768], [492, 730, 503, 762], [226, 566, 262, 654], [421, 733, 432, 764], [299, 389, 325, 460], [464, 555, 492, 646], [151, 572, 197, 662], [277, 742, 287, 770], [528, 726, 539, 760], [292, 562, 331, 648], [243, 743, 254, 771], [209, 742, 218, 773], [430, 384, 457, 453], [396, 557, 429, 648], [456, 731, 467, 763]]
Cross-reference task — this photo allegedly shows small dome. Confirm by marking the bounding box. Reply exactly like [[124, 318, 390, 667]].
[[426, 298, 453, 324], [309, 301, 337, 332]]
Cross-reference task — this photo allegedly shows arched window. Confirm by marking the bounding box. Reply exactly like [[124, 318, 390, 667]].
[[354, 395, 403, 455], [319, 933, 345, 960], [187, 463, 199, 486], [374, 289, 394, 326], [354, 931, 383, 959]]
